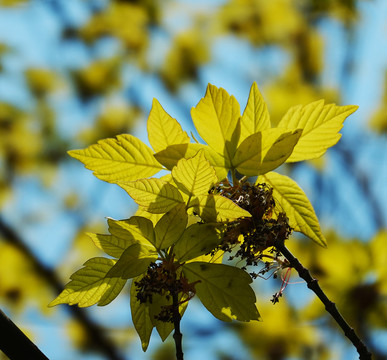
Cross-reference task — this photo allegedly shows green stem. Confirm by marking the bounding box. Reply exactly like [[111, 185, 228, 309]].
[[231, 169, 238, 187]]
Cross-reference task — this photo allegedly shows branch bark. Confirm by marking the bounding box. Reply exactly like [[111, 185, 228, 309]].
[[0, 309, 49, 360], [274, 239, 373, 360], [172, 286, 184, 360]]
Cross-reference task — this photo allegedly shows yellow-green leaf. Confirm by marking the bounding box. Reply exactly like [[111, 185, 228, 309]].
[[154, 143, 229, 181], [119, 178, 184, 213], [49, 257, 126, 307], [277, 100, 358, 162], [190, 194, 251, 222], [233, 128, 302, 176], [107, 243, 158, 279], [147, 98, 190, 152], [68, 134, 163, 183], [191, 84, 241, 163], [174, 223, 223, 263], [258, 172, 327, 247], [88, 232, 133, 259], [130, 275, 154, 351], [172, 150, 218, 199], [107, 217, 155, 247], [154, 203, 188, 249], [183, 262, 260, 322], [239, 82, 270, 145]]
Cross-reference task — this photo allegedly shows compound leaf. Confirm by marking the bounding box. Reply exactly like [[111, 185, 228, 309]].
[[233, 128, 302, 176], [68, 134, 163, 183], [239, 82, 270, 145], [277, 100, 358, 162], [154, 203, 188, 250], [191, 84, 241, 163], [258, 172, 327, 247], [88, 232, 133, 259], [172, 150, 218, 199], [190, 194, 251, 222], [49, 257, 126, 307], [119, 178, 184, 213], [130, 275, 154, 352], [183, 262, 260, 322], [147, 98, 190, 152], [174, 223, 223, 263], [107, 243, 158, 279]]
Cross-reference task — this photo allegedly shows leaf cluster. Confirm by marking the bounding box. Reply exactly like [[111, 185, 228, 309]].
[[50, 82, 357, 351]]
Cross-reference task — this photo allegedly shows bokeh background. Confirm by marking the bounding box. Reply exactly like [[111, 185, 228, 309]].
[[0, 0, 386, 359]]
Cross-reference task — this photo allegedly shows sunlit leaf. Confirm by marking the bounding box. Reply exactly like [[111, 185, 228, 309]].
[[68, 134, 163, 183], [107, 243, 158, 279], [119, 178, 184, 213], [191, 84, 241, 163], [183, 262, 260, 322], [277, 100, 358, 162], [190, 194, 251, 222], [87, 232, 133, 259], [147, 98, 190, 152], [154, 143, 229, 180], [154, 203, 188, 249], [239, 82, 270, 145], [233, 128, 302, 176], [130, 275, 154, 352], [172, 150, 218, 199], [174, 223, 223, 262], [258, 172, 326, 247], [49, 258, 126, 307], [107, 217, 155, 247]]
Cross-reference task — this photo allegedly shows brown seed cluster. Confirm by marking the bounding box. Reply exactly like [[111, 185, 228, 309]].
[[210, 180, 292, 268]]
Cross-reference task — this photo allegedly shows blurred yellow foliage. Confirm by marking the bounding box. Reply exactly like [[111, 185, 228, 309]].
[[72, 58, 121, 99], [25, 68, 61, 97], [0, 242, 51, 311], [80, 2, 149, 52], [161, 29, 209, 91]]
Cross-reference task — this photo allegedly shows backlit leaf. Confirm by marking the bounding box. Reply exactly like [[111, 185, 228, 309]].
[[190, 194, 251, 222], [183, 262, 260, 322], [258, 172, 327, 247], [68, 134, 163, 183], [174, 223, 223, 262], [49, 257, 126, 307], [154, 143, 229, 180], [191, 84, 241, 163], [107, 243, 158, 279], [172, 150, 218, 199], [87, 232, 133, 259], [147, 98, 190, 152], [239, 82, 270, 145], [277, 100, 358, 162], [119, 178, 184, 213], [154, 203, 188, 249], [107, 217, 155, 247], [130, 275, 154, 351], [233, 128, 302, 176]]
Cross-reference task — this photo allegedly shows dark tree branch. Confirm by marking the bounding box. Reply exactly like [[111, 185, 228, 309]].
[[274, 239, 373, 360], [0, 216, 124, 360], [0, 309, 49, 360], [172, 285, 184, 360]]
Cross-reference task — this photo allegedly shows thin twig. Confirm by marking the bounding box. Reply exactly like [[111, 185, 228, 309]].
[[172, 290, 184, 360], [274, 239, 373, 360]]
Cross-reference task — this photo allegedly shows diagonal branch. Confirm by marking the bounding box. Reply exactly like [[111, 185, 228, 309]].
[[0, 216, 124, 360], [274, 239, 373, 360]]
